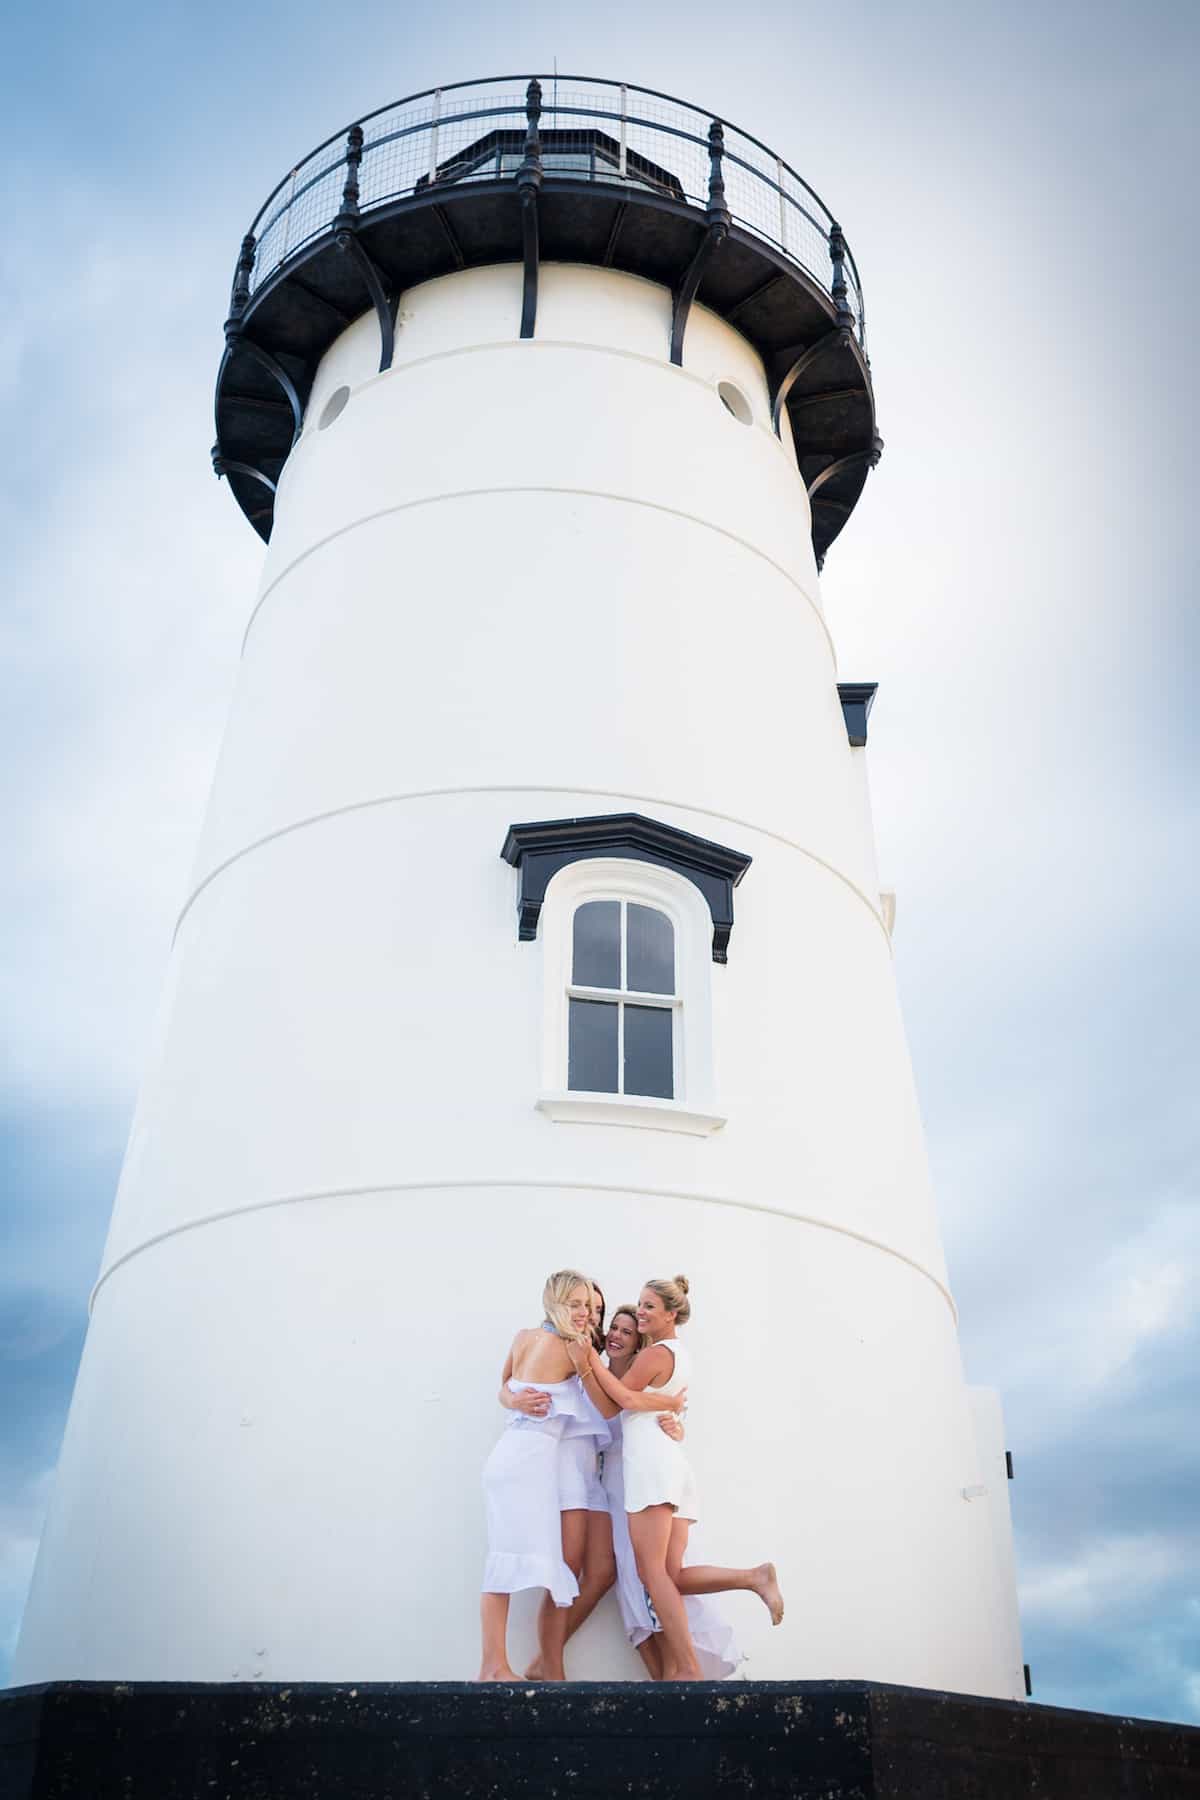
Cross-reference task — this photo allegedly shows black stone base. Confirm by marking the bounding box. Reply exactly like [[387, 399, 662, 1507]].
[[2, 1679, 1198, 1799]]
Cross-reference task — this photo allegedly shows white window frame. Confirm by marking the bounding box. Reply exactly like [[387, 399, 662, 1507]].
[[535, 857, 725, 1137]]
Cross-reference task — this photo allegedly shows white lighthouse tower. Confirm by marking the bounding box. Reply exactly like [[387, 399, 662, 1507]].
[[15, 77, 1023, 1697]]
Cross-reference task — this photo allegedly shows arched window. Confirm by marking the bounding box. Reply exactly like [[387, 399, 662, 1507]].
[[533, 857, 725, 1136], [568, 899, 677, 1099]]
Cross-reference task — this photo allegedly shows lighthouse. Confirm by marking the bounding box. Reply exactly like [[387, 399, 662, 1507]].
[[14, 75, 1023, 1696]]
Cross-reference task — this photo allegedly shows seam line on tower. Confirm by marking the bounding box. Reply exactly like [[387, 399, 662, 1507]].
[[172, 785, 892, 948], [303, 335, 795, 458], [89, 1178, 957, 1320], [240, 486, 834, 664]]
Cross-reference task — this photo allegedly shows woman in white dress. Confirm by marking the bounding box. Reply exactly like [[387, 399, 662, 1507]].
[[585, 1276, 785, 1681], [561, 1303, 742, 1679], [479, 1270, 684, 1682], [521, 1277, 613, 1680]]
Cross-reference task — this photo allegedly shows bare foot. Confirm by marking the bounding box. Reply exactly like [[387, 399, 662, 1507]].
[[476, 1664, 525, 1682], [523, 1658, 545, 1680], [752, 1562, 785, 1626]]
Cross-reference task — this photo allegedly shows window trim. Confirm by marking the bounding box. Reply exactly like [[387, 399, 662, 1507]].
[[537, 858, 724, 1137], [500, 811, 753, 963]]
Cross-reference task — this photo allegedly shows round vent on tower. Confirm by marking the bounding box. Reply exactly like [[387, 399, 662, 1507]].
[[318, 386, 351, 431], [717, 381, 753, 425]]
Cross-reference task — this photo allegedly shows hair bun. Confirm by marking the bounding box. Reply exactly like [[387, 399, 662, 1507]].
[[675, 1274, 690, 1294]]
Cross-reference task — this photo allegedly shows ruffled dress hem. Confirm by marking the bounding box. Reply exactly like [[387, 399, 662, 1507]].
[[482, 1551, 579, 1608]]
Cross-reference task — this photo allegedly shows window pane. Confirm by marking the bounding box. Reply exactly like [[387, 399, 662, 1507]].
[[624, 1005, 673, 1099], [569, 999, 619, 1093], [573, 900, 621, 989], [626, 904, 675, 995]]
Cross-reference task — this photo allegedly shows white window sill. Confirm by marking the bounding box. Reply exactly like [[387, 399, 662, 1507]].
[[535, 1093, 726, 1137]]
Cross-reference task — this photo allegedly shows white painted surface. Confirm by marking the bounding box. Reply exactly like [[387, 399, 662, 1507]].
[[969, 1387, 1027, 1697], [14, 262, 1022, 1696]]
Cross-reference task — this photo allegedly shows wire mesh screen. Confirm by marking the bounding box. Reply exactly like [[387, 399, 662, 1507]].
[[242, 75, 864, 347]]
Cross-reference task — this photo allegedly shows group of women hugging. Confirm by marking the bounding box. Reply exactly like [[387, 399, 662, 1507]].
[[479, 1269, 784, 1682]]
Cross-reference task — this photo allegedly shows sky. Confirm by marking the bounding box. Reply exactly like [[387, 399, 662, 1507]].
[[2, 0, 1198, 1719]]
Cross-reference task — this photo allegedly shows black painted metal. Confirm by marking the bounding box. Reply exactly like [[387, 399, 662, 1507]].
[[211, 450, 277, 494], [828, 222, 855, 333], [1006, 1450, 1014, 1480], [501, 812, 752, 963], [518, 79, 543, 340], [808, 435, 885, 500], [338, 125, 364, 221], [770, 328, 847, 435], [837, 682, 878, 748], [335, 231, 396, 372], [670, 120, 731, 366], [431, 203, 466, 269], [1025, 1664, 1034, 1697], [212, 75, 880, 562], [229, 337, 304, 446]]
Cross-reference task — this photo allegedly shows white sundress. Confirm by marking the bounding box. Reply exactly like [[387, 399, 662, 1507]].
[[481, 1377, 602, 1607], [559, 1380, 612, 1514], [603, 1410, 742, 1679], [620, 1338, 698, 1521]]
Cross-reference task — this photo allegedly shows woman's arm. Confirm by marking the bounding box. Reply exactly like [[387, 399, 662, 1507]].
[[563, 1336, 617, 1413], [583, 1345, 686, 1413]]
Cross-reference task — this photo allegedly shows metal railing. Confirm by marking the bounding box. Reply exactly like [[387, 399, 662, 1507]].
[[235, 75, 866, 350]]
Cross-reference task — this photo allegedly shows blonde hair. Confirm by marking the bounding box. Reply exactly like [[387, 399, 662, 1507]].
[[610, 1303, 648, 1353], [542, 1269, 593, 1341], [644, 1274, 691, 1325]]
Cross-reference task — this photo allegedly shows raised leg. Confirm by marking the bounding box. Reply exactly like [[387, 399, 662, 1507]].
[[666, 1532, 785, 1627]]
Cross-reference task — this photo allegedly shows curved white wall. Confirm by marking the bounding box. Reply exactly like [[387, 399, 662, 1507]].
[[14, 263, 1021, 1695]]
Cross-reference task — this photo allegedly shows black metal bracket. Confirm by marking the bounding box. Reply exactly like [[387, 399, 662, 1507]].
[[223, 332, 304, 447], [1006, 1450, 1014, 1480], [331, 125, 397, 374], [602, 202, 627, 266], [837, 682, 878, 748], [335, 230, 397, 373], [670, 121, 731, 366], [807, 433, 885, 502], [770, 328, 849, 435], [517, 79, 543, 339], [432, 204, 465, 269], [501, 812, 752, 963], [211, 447, 277, 494]]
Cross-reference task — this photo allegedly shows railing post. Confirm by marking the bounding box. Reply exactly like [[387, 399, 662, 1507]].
[[518, 76, 543, 195], [828, 221, 855, 333], [337, 124, 364, 225], [775, 156, 788, 253], [516, 78, 544, 339], [619, 83, 628, 179], [226, 233, 257, 331], [706, 120, 731, 231]]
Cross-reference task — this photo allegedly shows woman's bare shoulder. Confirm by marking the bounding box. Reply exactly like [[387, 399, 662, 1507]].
[[514, 1328, 574, 1382], [632, 1343, 672, 1384]]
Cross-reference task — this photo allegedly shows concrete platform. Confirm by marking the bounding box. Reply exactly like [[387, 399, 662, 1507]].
[[2, 1679, 1198, 1799]]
